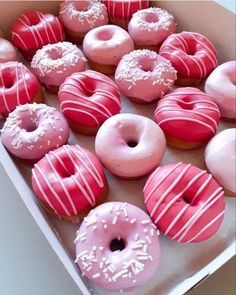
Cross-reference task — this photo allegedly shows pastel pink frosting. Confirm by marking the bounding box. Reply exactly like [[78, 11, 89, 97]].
[[1, 103, 69, 160], [83, 25, 134, 66], [59, 0, 109, 34], [95, 113, 166, 178], [0, 38, 18, 63], [128, 7, 176, 46], [205, 61, 236, 119], [115, 49, 177, 102], [75, 202, 161, 291], [31, 42, 87, 88], [205, 128, 236, 194]]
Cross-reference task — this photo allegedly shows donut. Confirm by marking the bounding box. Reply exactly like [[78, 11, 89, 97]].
[[83, 25, 134, 75], [59, 70, 121, 135], [205, 61, 236, 121], [0, 62, 44, 119], [159, 31, 218, 86], [31, 144, 108, 222], [154, 87, 220, 149], [115, 49, 177, 104], [205, 129, 236, 197], [128, 7, 176, 51], [75, 202, 161, 291], [144, 162, 225, 243], [31, 42, 87, 94], [1, 103, 69, 160], [59, 0, 109, 44], [0, 38, 18, 63], [103, 0, 149, 29], [95, 113, 166, 179]]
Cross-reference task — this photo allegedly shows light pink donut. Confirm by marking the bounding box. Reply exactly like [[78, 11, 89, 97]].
[[75, 202, 161, 291], [31, 42, 87, 91], [59, 1, 108, 34], [205, 128, 236, 196], [83, 25, 134, 66], [1, 103, 69, 160], [205, 61, 236, 120], [128, 7, 176, 47], [0, 38, 18, 63], [115, 49, 177, 103], [95, 113, 166, 178]]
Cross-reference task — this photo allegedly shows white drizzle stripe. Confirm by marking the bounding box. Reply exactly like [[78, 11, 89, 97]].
[[22, 14, 44, 46], [34, 165, 70, 215], [0, 64, 11, 113], [150, 164, 191, 218], [45, 154, 77, 215], [55, 17, 63, 40], [15, 63, 20, 105], [39, 12, 58, 42], [78, 72, 119, 91], [50, 151, 71, 175], [143, 167, 161, 192], [154, 170, 206, 224], [164, 204, 189, 235], [185, 211, 225, 243], [62, 107, 99, 126], [195, 107, 220, 116], [36, 11, 50, 43], [160, 50, 190, 76], [191, 174, 212, 203], [19, 17, 39, 47], [20, 64, 31, 102], [12, 32, 28, 50]]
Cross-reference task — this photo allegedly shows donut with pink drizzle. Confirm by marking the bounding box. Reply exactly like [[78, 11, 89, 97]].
[[83, 25, 134, 75], [159, 31, 218, 86], [128, 7, 176, 51], [0, 38, 18, 63], [1, 103, 69, 160], [103, 0, 149, 29], [143, 162, 225, 243], [31, 42, 87, 93], [12, 11, 64, 61], [205, 61, 236, 121], [59, 0, 109, 44], [59, 70, 121, 135], [154, 87, 220, 149], [115, 49, 177, 104], [32, 144, 108, 222], [75, 201, 161, 290], [0, 62, 43, 119]]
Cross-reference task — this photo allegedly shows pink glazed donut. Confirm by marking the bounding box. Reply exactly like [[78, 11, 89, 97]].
[[1, 103, 69, 160], [128, 7, 176, 51], [59, 0, 109, 44], [31, 42, 87, 93], [75, 202, 161, 291], [205, 61, 236, 121], [83, 25, 134, 75], [95, 113, 166, 179], [144, 162, 225, 243], [115, 49, 177, 103], [0, 38, 18, 63]]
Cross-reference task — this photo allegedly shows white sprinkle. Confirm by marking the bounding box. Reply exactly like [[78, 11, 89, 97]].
[[112, 216, 118, 225], [92, 273, 100, 278], [86, 219, 97, 227], [135, 234, 140, 241], [130, 218, 136, 224], [112, 269, 128, 281], [143, 228, 148, 233], [146, 236, 152, 244], [141, 220, 151, 225]]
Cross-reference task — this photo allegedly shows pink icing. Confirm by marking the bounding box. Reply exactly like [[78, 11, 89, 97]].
[[204, 61, 236, 119], [205, 128, 236, 194], [0, 38, 18, 63], [115, 49, 177, 102], [59, 0, 108, 34], [83, 25, 134, 66], [75, 202, 161, 290], [95, 113, 166, 178], [31, 42, 87, 88], [128, 7, 176, 46], [1, 103, 69, 160], [144, 162, 225, 243]]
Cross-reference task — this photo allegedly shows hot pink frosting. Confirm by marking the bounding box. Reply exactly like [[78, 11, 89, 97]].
[[205, 61, 236, 119], [31, 42, 87, 88], [95, 113, 166, 178], [83, 25, 134, 66], [75, 202, 161, 291], [0, 38, 18, 63], [1, 103, 69, 160], [128, 7, 176, 46], [144, 162, 225, 243], [115, 49, 177, 102], [59, 0, 109, 34], [205, 129, 236, 194]]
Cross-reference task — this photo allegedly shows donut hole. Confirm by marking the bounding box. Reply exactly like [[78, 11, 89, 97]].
[[139, 57, 155, 72], [127, 140, 138, 148], [81, 85, 95, 97], [73, 1, 90, 12], [21, 121, 38, 133], [145, 12, 159, 23], [29, 18, 40, 26], [110, 238, 126, 252], [4, 78, 14, 89], [178, 100, 193, 110], [186, 44, 197, 56], [96, 30, 113, 41], [183, 196, 192, 204], [48, 48, 63, 60]]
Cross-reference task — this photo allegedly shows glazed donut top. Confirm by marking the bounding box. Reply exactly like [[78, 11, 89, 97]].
[[159, 31, 218, 79], [59, 0, 108, 33], [154, 87, 220, 142], [59, 70, 121, 128], [205, 60, 236, 119], [0, 62, 41, 118], [0, 38, 18, 63], [12, 11, 64, 52]]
